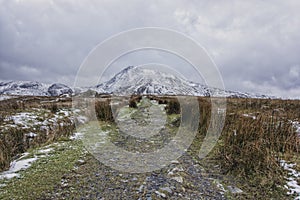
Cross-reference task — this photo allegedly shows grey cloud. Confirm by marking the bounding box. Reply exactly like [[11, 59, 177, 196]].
[[173, 0, 300, 98], [0, 0, 299, 98]]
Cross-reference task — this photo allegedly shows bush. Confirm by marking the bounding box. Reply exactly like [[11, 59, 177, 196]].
[[95, 99, 114, 122], [0, 128, 26, 171], [129, 99, 137, 108], [166, 100, 180, 115], [50, 103, 59, 113]]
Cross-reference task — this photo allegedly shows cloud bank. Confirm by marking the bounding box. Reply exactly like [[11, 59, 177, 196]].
[[0, 0, 299, 98]]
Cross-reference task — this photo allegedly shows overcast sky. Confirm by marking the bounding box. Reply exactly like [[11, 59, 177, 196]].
[[0, 0, 300, 98]]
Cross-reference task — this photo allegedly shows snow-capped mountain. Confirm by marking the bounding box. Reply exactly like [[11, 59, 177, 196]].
[[0, 66, 271, 98], [96, 66, 210, 96], [48, 83, 73, 96], [96, 66, 269, 98], [0, 81, 73, 96]]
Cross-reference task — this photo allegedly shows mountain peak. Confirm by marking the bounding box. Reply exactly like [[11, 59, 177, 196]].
[[0, 67, 273, 99], [97, 66, 209, 96], [95, 66, 270, 98], [48, 83, 73, 96]]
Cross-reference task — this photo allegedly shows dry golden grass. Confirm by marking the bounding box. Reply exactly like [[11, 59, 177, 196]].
[[0, 96, 75, 171]]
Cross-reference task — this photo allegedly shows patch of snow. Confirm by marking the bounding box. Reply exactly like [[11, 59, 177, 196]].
[[3, 108, 77, 132], [155, 190, 167, 198], [215, 180, 226, 194], [170, 160, 180, 164], [9, 156, 37, 173], [291, 121, 300, 137], [0, 153, 37, 180], [11, 112, 36, 126], [77, 159, 85, 165], [242, 113, 256, 120], [227, 185, 243, 194], [170, 167, 184, 173], [0, 95, 17, 101], [25, 132, 37, 138], [0, 173, 20, 180], [58, 109, 70, 117], [76, 116, 88, 124], [280, 160, 300, 198], [217, 108, 226, 114], [138, 185, 144, 193], [8, 111, 51, 129], [70, 132, 84, 140], [0, 146, 55, 180], [38, 148, 54, 154], [73, 109, 81, 113]]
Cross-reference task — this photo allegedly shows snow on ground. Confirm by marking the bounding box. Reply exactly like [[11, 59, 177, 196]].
[[0, 106, 88, 179], [1, 108, 87, 131], [25, 132, 37, 138], [3, 110, 51, 130], [0, 95, 17, 101], [0, 145, 56, 180], [76, 116, 89, 124], [0, 145, 55, 180], [38, 148, 54, 154], [292, 121, 300, 137], [9, 112, 41, 129], [0, 153, 37, 179], [280, 160, 300, 199], [242, 113, 256, 120], [70, 132, 84, 140]]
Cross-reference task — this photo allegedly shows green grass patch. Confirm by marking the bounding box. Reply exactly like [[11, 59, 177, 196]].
[[0, 140, 86, 200]]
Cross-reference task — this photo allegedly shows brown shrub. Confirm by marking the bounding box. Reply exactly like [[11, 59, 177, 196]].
[[95, 99, 114, 122]]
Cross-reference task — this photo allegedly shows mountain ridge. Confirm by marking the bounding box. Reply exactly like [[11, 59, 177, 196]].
[[0, 81, 72, 97], [95, 66, 271, 98], [0, 66, 273, 98]]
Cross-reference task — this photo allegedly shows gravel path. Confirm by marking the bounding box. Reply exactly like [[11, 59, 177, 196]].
[[40, 152, 225, 199], [40, 98, 226, 199]]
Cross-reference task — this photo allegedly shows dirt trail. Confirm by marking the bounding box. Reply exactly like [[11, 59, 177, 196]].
[[40, 98, 226, 199], [41, 152, 225, 199], [1, 97, 227, 199]]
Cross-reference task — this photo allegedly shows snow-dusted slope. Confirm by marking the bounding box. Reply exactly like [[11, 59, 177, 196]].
[[0, 81, 49, 96], [48, 83, 73, 96], [0, 81, 73, 97], [0, 67, 271, 98], [96, 66, 210, 96], [96, 66, 269, 98]]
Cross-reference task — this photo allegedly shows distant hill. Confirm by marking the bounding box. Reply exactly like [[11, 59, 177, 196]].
[[0, 81, 72, 97], [94, 66, 270, 98], [0, 66, 272, 98]]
